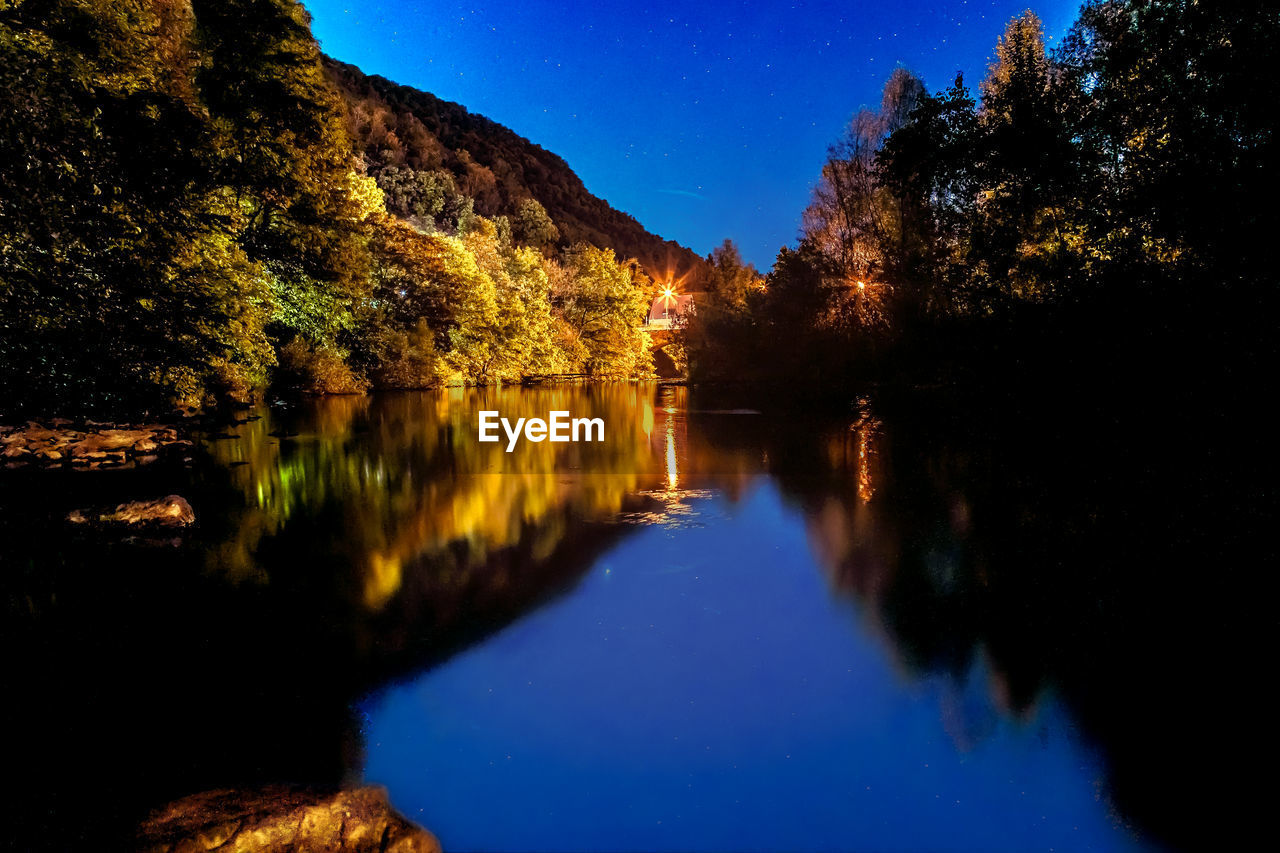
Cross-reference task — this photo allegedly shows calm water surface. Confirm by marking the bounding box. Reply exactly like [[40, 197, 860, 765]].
[[4, 384, 1261, 851]]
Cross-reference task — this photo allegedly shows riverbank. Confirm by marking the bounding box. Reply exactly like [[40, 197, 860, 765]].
[[0, 422, 195, 470], [138, 786, 440, 853]]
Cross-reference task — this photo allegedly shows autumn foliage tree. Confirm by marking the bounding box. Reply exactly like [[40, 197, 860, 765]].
[[1, 0, 661, 415], [550, 245, 654, 379]]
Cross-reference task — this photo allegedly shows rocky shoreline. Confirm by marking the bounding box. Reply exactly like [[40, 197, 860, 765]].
[[0, 421, 194, 469], [137, 786, 441, 853]]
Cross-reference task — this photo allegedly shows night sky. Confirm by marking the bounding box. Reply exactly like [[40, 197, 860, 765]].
[[304, 1, 1082, 269]]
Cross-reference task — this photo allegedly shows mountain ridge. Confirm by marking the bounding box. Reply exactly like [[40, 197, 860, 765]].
[[325, 57, 709, 285]]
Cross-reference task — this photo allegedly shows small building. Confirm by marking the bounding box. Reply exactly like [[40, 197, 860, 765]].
[[645, 292, 694, 330]]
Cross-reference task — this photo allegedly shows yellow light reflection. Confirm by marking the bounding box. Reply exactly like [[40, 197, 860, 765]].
[[665, 415, 679, 492], [364, 552, 403, 610], [857, 428, 874, 503]]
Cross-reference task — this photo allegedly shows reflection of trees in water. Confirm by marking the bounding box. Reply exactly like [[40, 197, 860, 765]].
[[206, 385, 670, 602], [694, 405, 1023, 753], [1, 384, 684, 849], [192, 391, 1273, 848], [728, 395, 1263, 850], [2, 386, 1262, 849]]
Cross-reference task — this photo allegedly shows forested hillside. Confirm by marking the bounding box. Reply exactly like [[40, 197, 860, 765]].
[[327, 59, 707, 281], [1, 0, 683, 417]]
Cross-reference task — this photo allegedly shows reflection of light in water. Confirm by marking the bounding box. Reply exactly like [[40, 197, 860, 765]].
[[615, 390, 719, 529], [642, 401, 654, 438], [364, 552, 403, 610], [857, 428, 874, 503], [849, 402, 880, 505], [211, 385, 657, 590], [616, 489, 718, 530], [665, 415, 679, 491]]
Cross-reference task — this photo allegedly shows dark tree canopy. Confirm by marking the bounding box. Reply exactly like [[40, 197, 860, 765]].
[[684, 1, 1278, 390]]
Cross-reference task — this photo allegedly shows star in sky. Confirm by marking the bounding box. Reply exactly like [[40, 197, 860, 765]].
[[306, 0, 1082, 269]]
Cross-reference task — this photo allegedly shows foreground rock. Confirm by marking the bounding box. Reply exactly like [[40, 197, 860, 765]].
[[137, 786, 441, 853], [0, 421, 192, 469], [68, 495, 195, 528]]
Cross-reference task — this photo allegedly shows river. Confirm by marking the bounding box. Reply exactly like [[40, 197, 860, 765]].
[[2, 383, 1262, 851]]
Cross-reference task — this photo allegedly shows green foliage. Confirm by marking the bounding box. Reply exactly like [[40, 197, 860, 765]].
[[193, 0, 377, 352], [512, 198, 560, 251], [0, 0, 276, 413], [3, 0, 662, 414], [1060, 0, 1278, 283], [277, 337, 368, 395], [970, 11, 1086, 300], [368, 216, 497, 384], [373, 164, 476, 234], [706, 240, 761, 310], [463, 218, 564, 379], [551, 245, 654, 379], [363, 215, 648, 386], [369, 318, 448, 389]]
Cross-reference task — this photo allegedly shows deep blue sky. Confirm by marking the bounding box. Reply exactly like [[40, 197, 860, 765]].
[[304, 1, 1082, 269]]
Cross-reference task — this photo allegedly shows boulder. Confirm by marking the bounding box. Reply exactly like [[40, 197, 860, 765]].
[[68, 495, 195, 528], [137, 786, 441, 853]]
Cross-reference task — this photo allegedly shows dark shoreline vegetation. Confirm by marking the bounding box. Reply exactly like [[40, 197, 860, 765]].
[[677, 5, 1276, 400]]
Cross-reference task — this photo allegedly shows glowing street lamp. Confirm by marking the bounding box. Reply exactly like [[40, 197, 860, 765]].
[[655, 283, 680, 325]]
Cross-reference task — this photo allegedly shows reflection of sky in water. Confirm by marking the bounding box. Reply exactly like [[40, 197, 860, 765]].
[[359, 485, 1152, 853], [616, 489, 719, 529]]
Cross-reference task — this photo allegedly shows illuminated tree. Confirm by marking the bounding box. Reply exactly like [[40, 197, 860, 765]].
[[971, 11, 1085, 301], [369, 218, 498, 385], [193, 0, 376, 355], [803, 68, 925, 284], [463, 217, 562, 380], [512, 198, 560, 252], [552, 245, 653, 378], [0, 0, 274, 412], [707, 240, 761, 311], [1059, 0, 1279, 284]]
